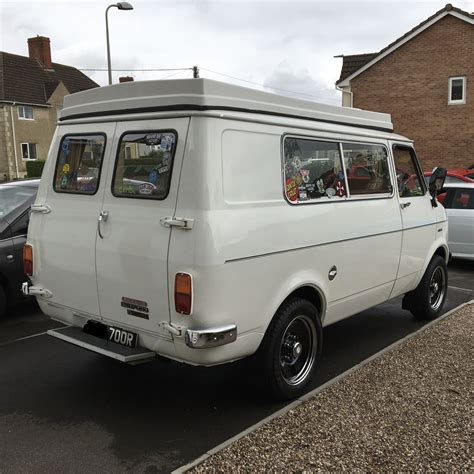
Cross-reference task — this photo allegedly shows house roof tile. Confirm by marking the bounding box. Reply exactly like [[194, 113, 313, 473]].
[[0, 51, 98, 105]]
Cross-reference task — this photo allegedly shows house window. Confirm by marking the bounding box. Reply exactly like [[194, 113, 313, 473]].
[[18, 105, 34, 120], [448, 77, 466, 105], [21, 143, 37, 160]]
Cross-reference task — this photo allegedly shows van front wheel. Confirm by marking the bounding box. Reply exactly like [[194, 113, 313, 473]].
[[406, 255, 448, 320], [258, 298, 322, 400]]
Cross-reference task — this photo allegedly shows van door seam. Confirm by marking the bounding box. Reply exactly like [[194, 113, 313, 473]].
[[166, 117, 192, 324]]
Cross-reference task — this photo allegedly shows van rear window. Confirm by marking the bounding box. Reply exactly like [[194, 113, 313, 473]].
[[54, 134, 106, 194], [112, 131, 177, 200]]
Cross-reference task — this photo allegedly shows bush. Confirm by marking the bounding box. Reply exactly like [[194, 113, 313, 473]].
[[25, 160, 46, 178]]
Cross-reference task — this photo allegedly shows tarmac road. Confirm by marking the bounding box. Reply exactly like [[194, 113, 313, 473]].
[[0, 260, 472, 473]]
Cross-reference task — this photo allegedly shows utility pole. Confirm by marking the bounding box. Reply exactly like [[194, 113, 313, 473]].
[[193, 65, 199, 78]]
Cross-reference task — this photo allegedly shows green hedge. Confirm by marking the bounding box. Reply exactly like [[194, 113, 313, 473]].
[[25, 160, 46, 178]]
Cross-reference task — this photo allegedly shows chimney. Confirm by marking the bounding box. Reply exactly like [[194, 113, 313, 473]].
[[28, 35, 53, 69], [119, 76, 134, 83]]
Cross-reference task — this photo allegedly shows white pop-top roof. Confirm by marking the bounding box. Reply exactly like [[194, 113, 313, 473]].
[[60, 78, 393, 132]]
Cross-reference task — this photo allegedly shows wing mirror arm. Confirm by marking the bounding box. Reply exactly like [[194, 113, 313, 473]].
[[428, 167, 447, 208]]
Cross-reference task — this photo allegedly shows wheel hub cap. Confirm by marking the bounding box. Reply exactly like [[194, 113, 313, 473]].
[[279, 315, 318, 386]]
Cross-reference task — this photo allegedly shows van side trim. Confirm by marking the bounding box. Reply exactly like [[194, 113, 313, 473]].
[[58, 104, 393, 133], [224, 221, 444, 263]]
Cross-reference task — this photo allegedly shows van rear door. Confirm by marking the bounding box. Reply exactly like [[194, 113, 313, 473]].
[[95, 118, 190, 334], [31, 124, 116, 317]]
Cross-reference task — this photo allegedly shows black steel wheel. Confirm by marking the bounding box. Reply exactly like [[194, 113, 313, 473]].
[[405, 255, 448, 320], [257, 297, 322, 400]]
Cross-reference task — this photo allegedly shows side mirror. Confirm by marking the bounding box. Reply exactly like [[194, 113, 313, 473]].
[[428, 167, 447, 207]]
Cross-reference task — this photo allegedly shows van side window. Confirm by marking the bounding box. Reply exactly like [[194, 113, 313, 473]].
[[54, 134, 106, 194], [112, 131, 177, 200], [342, 143, 392, 195], [392, 146, 425, 198], [283, 138, 346, 202]]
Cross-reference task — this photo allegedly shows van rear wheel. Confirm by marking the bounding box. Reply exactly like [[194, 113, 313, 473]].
[[258, 297, 322, 400], [405, 255, 448, 320]]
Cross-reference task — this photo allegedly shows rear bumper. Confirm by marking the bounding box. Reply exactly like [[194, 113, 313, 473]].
[[185, 324, 237, 349]]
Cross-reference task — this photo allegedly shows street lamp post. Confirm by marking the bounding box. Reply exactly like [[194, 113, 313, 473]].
[[105, 2, 134, 85]]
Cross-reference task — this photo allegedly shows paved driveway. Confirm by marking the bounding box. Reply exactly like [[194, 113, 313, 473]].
[[0, 262, 472, 472]]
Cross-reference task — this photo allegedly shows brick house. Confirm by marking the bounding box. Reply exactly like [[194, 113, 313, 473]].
[[0, 36, 98, 181], [336, 4, 473, 171]]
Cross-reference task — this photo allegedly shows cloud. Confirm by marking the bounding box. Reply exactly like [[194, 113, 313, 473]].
[[264, 62, 341, 104]]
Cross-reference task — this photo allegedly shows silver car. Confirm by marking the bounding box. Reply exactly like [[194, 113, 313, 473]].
[[441, 183, 474, 260]]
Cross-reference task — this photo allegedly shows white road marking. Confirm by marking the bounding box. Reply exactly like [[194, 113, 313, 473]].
[[448, 285, 473, 293], [0, 326, 69, 348]]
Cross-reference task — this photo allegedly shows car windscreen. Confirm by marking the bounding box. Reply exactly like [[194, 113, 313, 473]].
[[0, 185, 37, 220]]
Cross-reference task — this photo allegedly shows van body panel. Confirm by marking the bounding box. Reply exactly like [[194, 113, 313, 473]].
[[95, 118, 190, 335], [169, 117, 403, 337], [29, 123, 117, 317]]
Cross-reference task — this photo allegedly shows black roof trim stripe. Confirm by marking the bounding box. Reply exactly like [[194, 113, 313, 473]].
[[59, 104, 394, 133]]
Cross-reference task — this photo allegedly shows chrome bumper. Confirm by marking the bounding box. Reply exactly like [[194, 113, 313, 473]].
[[185, 324, 237, 349]]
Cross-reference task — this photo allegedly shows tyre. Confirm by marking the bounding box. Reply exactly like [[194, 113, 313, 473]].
[[405, 255, 448, 320], [0, 285, 6, 319], [257, 297, 322, 400]]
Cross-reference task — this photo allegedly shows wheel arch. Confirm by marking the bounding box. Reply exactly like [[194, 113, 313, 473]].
[[269, 283, 327, 329], [414, 241, 449, 288]]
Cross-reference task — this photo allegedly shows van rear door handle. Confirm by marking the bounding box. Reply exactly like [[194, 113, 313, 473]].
[[400, 202, 411, 209], [98, 210, 109, 239]]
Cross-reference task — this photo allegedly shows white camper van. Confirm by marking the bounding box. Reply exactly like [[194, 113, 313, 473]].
[[23, 79, 448, 399]]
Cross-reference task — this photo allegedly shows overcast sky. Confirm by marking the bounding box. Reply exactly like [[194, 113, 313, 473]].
[[1, 0, 473, 105]]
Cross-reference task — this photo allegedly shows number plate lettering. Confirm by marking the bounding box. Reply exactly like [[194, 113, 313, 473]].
[[106, 326, 138, 348]]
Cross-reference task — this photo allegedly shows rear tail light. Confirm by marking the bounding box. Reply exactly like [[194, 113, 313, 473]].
[[23, 244, 33, 276], [175, 273, 193, 315]]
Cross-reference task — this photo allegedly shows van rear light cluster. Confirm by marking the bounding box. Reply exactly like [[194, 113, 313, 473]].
[[175, 273, 193, 315], [23, 244, 33, 276]]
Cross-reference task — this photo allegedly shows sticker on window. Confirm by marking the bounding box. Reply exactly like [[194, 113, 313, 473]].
[[54, 134, 106, 194], [283, 138, 345, 202], [113, 131, 177, 200]]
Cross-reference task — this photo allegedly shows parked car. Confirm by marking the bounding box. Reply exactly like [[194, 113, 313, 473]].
[[424, 168, 474, 185], [441, 183, 474, 260], [23, 79, 448, 400], [0, 179, 39, 316]]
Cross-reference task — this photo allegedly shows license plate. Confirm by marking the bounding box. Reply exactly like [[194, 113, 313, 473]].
[[106, 325, 138, 348]]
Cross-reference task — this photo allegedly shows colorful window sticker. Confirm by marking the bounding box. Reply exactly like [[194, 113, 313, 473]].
[[113, 131, 177, 200], [54, 134, 105, 194], [283, 137, 345, 202]]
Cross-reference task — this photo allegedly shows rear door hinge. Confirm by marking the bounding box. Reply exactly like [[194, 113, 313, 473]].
[[160, 216, 194, 230], [159, 321, 185, 337], [31, 204, 52, 214]]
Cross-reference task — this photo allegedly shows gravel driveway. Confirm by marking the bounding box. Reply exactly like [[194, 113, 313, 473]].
[[191, 302, 473, 472]]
